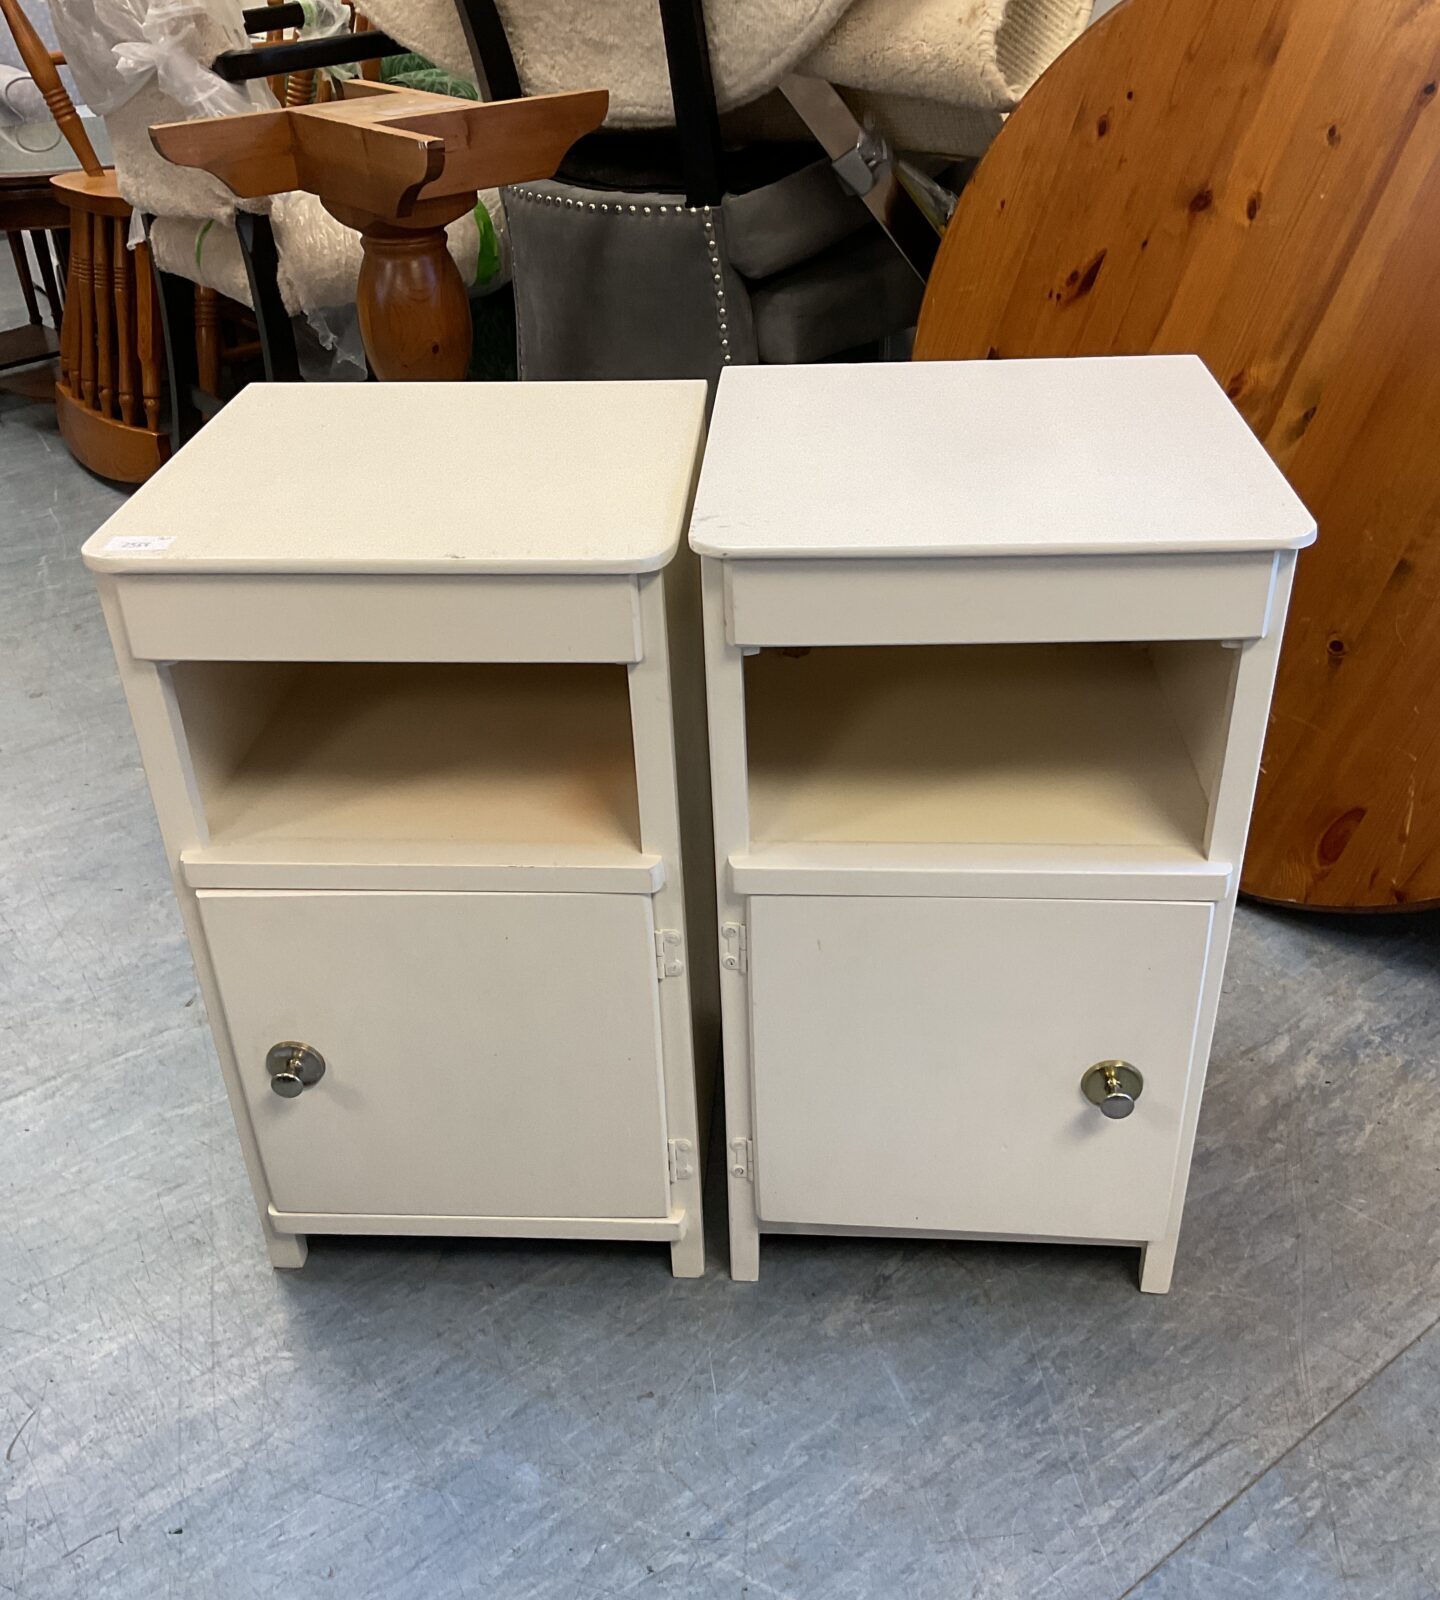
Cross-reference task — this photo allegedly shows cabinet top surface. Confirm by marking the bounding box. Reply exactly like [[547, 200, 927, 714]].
[[689, 356, 1316, 560], [82, 381, 709, 575]]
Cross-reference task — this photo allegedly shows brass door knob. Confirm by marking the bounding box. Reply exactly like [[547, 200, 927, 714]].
[[267, 1042, 326, 1099], [1082, 1060, 1143, 1119]]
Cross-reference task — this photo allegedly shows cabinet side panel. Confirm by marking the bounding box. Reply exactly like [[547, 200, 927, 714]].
[[701, 557, 761, 1278], [92, 578, 289, 1255], [1149, 553, 1301, 1266], [1148, 642, 1243, 823], [169, 661, 303, 829], [663, 544, 720, 1117]]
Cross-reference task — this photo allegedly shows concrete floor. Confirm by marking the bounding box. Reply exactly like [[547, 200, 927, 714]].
[[2, 261, 1439, 1600]]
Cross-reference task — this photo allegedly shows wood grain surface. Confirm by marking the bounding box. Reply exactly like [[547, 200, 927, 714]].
[[915, 0, 1440, 909]]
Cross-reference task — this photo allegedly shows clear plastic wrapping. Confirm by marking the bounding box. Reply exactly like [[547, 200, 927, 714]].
[[49, 0, 506, 377], [47, 0, 270, 118]]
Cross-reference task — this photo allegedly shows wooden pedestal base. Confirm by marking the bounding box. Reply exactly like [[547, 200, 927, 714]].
[[337, 199, 473, 382], [149, 82, 608, 384]]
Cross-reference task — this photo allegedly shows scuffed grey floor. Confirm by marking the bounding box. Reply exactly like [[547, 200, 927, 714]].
[[2, 258, 1439, 1600]]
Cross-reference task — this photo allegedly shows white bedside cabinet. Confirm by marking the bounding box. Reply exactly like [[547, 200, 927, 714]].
[[691, 356, 1315, 1292], [84, 381, 717, 1276]]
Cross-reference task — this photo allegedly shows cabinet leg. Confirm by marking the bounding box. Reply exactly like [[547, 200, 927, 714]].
[[1139, 1236, 1177, 1295], [729, 1181, 760, 1282], [264, 1222, 308, 1271], [670, 1221, 705, 1279]]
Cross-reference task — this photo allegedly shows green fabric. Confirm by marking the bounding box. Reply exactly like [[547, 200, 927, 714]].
[[380, 53, 479, 99], [473, 201, 500, 287]]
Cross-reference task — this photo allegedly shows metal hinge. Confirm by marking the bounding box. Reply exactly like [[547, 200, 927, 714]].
[[655, 928, 685, 981], [728, 1137, 753, 1181], [668, 1138, 695, 1184], [720, 921, 748, 974], [832, 125, 891, 198]]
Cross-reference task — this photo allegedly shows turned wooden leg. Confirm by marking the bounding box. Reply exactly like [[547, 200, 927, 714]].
[[355, 221, 471, 381], [93, 213, 114, 416], [285, 68, 316, 106], [113, 217, 138, 427], [75, 210, 95, 406], [194, 285, 222, 400], [134, 241, 163, 434]]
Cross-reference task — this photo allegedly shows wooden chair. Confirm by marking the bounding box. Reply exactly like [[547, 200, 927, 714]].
[[0, 170, 66, 385], [913, 0, 1440, 910], [0, 0, 169, 481]]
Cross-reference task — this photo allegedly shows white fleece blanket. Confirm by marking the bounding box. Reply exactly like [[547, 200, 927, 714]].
[[811, 0, 1092, 108], [360, 0, 1091, 124]]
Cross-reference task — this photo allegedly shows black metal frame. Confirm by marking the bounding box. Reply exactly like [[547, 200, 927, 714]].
[[452, 0, 521, 101], [239, 3, 311, 29], [657, 0, 725, 206], [235, 212, 300, 382], [213, 27, 407, 83], [458, 0, 727, 207], [147, 219, 202, 445], [150, 209, 300, 451]]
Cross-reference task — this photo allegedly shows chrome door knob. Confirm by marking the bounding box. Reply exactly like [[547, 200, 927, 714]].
[[267, 1042, 326, 1099], [1082, 1060, 1143, 1119]]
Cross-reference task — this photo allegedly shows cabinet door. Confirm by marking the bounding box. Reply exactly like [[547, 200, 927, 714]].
[[748, 896, 1213, 1241], [199, 891, 671, 1220]]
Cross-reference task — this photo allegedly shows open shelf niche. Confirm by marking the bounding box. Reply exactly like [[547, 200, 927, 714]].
[[168, 660, 644, 864], [742, 642, 1239, 858]]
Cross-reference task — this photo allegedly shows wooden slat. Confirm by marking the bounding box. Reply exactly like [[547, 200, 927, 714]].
[[354, 11, 382, 81], [92, 205, 113, 416], [112, 215, 137, 426], [59, 216, 78, 389], [265, 0, 285, 101], [134, 237, 162, 433], [194, 286, 222, 400], [75, 209, 94, 406]]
